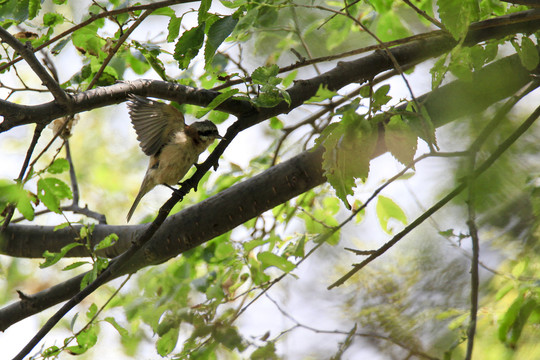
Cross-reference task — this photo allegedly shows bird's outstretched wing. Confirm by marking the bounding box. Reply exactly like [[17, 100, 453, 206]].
[[127, 95, 185, 156]]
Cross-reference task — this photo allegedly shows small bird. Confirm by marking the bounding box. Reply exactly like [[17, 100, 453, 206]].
[[126, 95, 222, 222]]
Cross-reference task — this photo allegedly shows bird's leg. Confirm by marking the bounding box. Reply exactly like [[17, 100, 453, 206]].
[[164, 184, 187, 198]]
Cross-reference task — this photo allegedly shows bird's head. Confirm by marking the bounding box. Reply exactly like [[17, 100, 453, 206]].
[[186, 120, 223, 146]]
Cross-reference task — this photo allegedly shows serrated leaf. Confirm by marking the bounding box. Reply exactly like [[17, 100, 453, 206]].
[[376, 195, 407, 234], [319, 114, 377, 209], [40, 242, 81, 268], [167, 15, 182, 42], [196, 89, 239, 118], [205, 15, 238, 67], [252, 64, 280, 85], [47, 158, 69, 174], [257, 251, 295, 272], [385, 116, 418, 166], [198, 0, 212, 23], [37, 177, 72, 213], [174, 23, 205, 69]]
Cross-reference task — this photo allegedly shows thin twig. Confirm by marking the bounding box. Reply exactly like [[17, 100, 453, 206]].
[[86, 9, 151, 90], [0, 28, 70, 107], [401, 0, 444, 29]]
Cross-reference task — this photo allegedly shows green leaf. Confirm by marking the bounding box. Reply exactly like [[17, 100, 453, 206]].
[[318, 111, 377, 209], [28, 0, 40, 19], [307, 84, 338, 103], [174, 23, 206, 69], [47, 158, 69, 174], [437, 0, 479, 41], [43, 12, 63, 27], [257, 251, 295, 272], [376, 195, 407, 234], [251, 342, 277, 360], [499, 294, 537, 347], [37, 177, 72, 213], [518, 37, 540, 71], [376, 11, 411, 42], [195, 89, 239, 118], [63, 261, 89, 271], [42, 345, 61, 358], [94, 233, 119, 251], [243, 239, 269, 252], [385, 116, 418, 166], [167, 15, 182, 42], [70, 326, 97, 354], [281, 70, 297, 88], [205, 15, 238, 67], [156, 328, 179, 356], [0, 0, 30, 23], [449, 46, 473, 82], [0, 180, 35, 220], [135, 41, 168, 80], [269, 117, 283, 130], [40, 242, 81, 268], [104, 317, 129, 337], [86, 303, 98, 319], [254, 88, 287, 108], [252, 64, 280, 85], [198, 0, 212, 23], [54, 222, 70, 231], [72, 23, 104, 57], [214, 241, 235, 260]]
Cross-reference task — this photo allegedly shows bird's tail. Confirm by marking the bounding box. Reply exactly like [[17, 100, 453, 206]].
[[126, 175, 152, 222]]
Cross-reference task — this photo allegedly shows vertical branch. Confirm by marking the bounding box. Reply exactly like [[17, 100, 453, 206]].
[[464, 153, 479, 360], [65, 139, 80, 206]]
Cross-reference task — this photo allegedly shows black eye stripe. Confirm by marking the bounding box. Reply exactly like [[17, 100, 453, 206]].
[[199, 130, 217, 136]]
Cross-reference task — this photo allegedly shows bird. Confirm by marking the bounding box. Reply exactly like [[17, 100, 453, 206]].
[[126, 95, 222, 222]]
